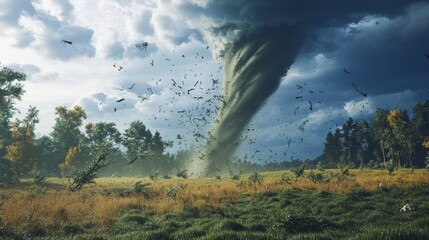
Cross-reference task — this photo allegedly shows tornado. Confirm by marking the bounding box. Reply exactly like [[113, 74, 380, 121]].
[[183, 0, 421, 177], [189, 25, 304, 176]]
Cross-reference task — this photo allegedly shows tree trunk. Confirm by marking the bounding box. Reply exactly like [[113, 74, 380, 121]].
[[380, 137, 386, 168]]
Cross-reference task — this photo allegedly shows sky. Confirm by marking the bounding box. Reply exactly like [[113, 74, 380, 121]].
[[1, 0, 428, 164]]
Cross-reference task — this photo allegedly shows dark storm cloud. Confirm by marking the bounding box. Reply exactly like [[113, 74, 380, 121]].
[[179, 0, 429, 175]]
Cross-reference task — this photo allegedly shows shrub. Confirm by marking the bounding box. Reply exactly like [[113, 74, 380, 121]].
[[30, 169, 46, 184], [291, 163, 305, 178], [248, 171, 263, 185], [149, 170, 159, 181], [308, 171, 324, 183], [69, 153, 108, 191], [316, 162, 325, 172], [0, 157, 16, 184], [176, 169, 188, 179], [279, 173, 291, 184]]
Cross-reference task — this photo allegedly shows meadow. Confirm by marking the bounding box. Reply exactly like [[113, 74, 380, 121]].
[[0, 169, 428, 239]]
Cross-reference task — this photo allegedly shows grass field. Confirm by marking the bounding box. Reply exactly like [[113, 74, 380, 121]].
[[1, 169, 428, 239]]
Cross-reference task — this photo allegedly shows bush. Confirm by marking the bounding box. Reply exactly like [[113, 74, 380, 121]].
[[308, 171, 324, 183], [30, 169, 46, 184], [248, 171, 263, 185], [316, 162, 325, 172], [0, 157, 16, 184], [176, 169, 188, 179], [279, 173, 291, 184], [291, 163, 305, 178], [149, 170, 159, 181]]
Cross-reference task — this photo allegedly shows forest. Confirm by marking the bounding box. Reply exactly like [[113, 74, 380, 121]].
[[1, 67, 428, 185]]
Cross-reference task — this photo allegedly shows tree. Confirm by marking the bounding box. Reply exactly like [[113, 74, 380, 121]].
[[6, 106, 39, 177], [322, 129, 342, 167], [341, 117, 359, 166], [36, 135, 57, 174], [371, 108, 391, 167], [123, 121, 171, 175], [411, 101, 429, 167], [84, 122, 123, 175], [123, 121, 152, 159], [51, 106, 87, 174], [0, 67, 26, 157], [387, 108, 414, 167], [355, 120, 374, 166]]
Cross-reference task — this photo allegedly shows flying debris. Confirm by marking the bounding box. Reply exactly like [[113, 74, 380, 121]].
[[125, 155, 144, 165], [309, 101, 313, 111], [182, 55, 185, 58], [150, 60, 154, 66], [114, 107, 117, 112], [138, 96, 149, 102], [128, 83, 135, 89], [116, 98, 125, 102], [187, 88, 195, 94], [135, 42, 148, 52], [296, 96, 303, 99], [177, 135, 182, 140], [351, 83, 368, 97], [147, 88, 153, 95], [343, 68, 351, 75], [61, 39, 72, 45], [206, 45, 209, 49]]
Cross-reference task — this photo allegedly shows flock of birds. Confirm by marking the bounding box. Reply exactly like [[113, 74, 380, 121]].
[[59, 38, 428, 165]]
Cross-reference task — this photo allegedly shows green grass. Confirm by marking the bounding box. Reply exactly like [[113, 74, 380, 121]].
[[10, 185, 427, 240]]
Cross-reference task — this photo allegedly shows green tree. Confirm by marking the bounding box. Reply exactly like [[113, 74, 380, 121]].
[[387, 108, 414, 167], [51, 106, 87, 174], [36, 135, 57, 174], [411, 101, 429, 167], [6, 106, 39, 177], [0, 67, 26, 156], [355, 120, 375, 166], [123, 121, 152, 159], [370, 108, 391, 167], [341, 117, 359, 166], [123, 121, 171, 174], [85, 122, 122, 156], [84, 121, 123, 175], [322, 128, 342, 167]]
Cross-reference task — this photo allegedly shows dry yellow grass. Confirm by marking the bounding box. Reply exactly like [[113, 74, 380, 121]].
[[0, 169, 428, 234]]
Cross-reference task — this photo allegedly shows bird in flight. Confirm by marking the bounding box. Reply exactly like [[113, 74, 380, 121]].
[[343, 68, 351, 74], [116, 98, 125, 102], [61, 39, 72, 45], [351, 83, 367, 97], [128, 83, 135, 89], [125, 155, 144, 165]]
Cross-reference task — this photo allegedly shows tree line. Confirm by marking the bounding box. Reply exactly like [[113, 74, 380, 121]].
[[1, 67, 428, 183], [318, 101, 429, 169], [0, 67, 185, 183]]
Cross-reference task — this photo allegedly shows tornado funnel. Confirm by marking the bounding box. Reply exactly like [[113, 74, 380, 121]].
[[189, 25, 304, 176]]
